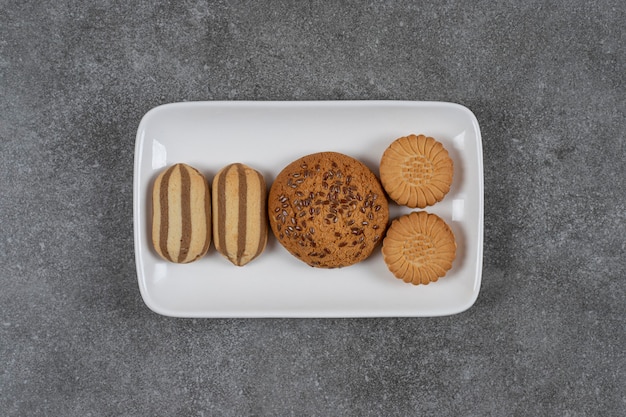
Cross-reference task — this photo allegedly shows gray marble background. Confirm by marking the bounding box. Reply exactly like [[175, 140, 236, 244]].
[[1, 1, 624, 416]]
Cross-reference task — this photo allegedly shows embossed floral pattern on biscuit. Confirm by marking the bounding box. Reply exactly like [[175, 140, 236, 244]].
[[382, 211, 456, 285], [380, 134, 453, 208]]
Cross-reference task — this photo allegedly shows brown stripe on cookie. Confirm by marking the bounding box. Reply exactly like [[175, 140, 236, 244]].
[[200, 176, 211, 256], [178, 164, 192, 263], [252, 170, 267, 260], [216, 164, 230, 255], [158, 165, 176, 261], [236, 163, 248, 265]]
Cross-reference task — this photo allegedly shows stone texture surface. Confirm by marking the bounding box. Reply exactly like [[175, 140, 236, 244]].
[[1, 1, 624, 415]]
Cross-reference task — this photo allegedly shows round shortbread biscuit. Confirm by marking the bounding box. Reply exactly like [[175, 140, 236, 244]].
[[382, 211, 456, 285], [380, 134, 453, 208], [268, 152, 389, 268]]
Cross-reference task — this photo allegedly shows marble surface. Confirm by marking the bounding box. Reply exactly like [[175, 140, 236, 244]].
[[1, 1, 624, 415]]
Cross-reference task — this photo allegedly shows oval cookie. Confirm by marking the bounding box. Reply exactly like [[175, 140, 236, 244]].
[[380, 134, 453, 208], [212, 163, 268, 266], [152, 163, 211, 263], [382, 211, 456, 285]]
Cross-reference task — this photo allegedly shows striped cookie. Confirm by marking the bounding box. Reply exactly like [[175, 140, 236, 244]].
[[152, 163, 211, 263], [212, 163, 268, 266]]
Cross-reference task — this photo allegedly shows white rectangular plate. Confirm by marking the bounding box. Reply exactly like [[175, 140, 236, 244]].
[[134, 101, 483, 317]]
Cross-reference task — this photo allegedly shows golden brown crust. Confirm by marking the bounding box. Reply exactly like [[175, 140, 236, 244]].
[[268, 152, 389, 268], [380, 134, 453, 208], [382, 211, 456, 285], [212, 163, 268, 266], [152, 163, 211, 263]]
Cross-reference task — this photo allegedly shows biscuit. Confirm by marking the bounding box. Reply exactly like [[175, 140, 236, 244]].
[[380, 134, 453, 208], [382, 211, 456, 285], [152, 163, 211, 263], [268, 152, 389, 268], [212, 163, 268, 266]]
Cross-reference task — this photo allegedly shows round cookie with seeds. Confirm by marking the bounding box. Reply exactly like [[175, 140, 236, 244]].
[[382, 211, 456, 285], [268, 152, 389, 268], [380, 134, 453, 208]]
